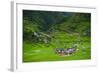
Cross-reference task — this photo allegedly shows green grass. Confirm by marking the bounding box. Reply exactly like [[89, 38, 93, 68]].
[[23, 32, 91, 62]]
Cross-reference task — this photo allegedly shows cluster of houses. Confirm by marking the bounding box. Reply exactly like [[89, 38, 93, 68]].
[[55, 45, 78, 56]]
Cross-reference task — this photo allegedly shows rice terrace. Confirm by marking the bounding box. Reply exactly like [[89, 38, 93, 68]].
[[23, 10, 91, 62]]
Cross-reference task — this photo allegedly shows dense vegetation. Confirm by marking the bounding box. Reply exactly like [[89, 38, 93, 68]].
[[23, 10, 91, 62]]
